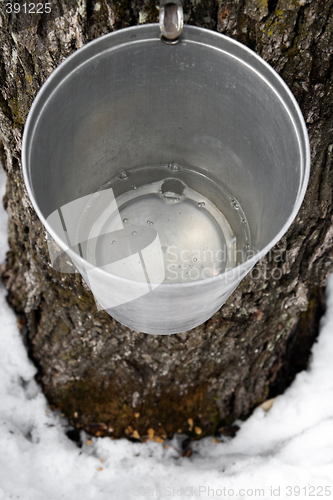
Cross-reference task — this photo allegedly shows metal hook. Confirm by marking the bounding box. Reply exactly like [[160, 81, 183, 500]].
[[159, 0, 183, 43]]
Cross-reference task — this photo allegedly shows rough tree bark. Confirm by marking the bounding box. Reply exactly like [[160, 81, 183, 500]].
[[0, 0, 332, 441]]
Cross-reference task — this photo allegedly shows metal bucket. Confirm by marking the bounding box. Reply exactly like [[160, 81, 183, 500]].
[[22, 23, 310, 334]]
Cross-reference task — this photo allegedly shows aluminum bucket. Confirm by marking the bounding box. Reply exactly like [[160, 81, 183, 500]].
[[22, 24, 310, 334]]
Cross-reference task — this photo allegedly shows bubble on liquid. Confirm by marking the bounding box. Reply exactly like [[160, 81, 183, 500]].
[[119, 171, 129, 180], [123, 218, 128, 223], [168, 163, 180, 171], [147, 220, 153, 225], [232, 198, 240, 209], [244, 243, 250, 251], [241, 218, 248, 225], [197, 201, 205, 208], [193, 258, 197, 262], [132, 184, 138, 190], [111, 240, 116, 245], [132, 231, 137, 236]]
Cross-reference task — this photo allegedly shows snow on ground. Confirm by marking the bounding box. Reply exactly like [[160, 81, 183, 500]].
[[0, 165, 332, 500]]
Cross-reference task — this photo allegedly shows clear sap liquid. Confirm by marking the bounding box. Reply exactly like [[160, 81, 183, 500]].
[[77, 164, 252, 283]]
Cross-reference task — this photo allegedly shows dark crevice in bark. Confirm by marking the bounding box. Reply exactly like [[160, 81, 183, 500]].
[[287, 5, 306, 54], [57, 0, 66, 19], [213, 0, 220, 32], [22, 309, 46, 389], [267, 0, 278, 15], [65, 310, 76, 330], [22, 46, 35, 75], [310, 52, 333, 87], [327, 55, 333, 83], [318, 147, 333, 212], [0, 140, 6, 170], [0, 93, 13, 122], [269, 287, 325, 398], [36, 11, 50, 38], [317, 1, 333, 41], [125, 358, 146, 384], [305, 4, 333, 87], [84, 0, 95, 40], [86, 0, 94, 21], [6, 10, 13, 31]]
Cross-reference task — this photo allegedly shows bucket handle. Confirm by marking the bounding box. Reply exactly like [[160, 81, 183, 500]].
[[159, 0, 183, 43]]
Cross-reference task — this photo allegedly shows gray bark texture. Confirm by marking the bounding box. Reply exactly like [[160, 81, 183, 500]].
[[0, 0, 332, 441]]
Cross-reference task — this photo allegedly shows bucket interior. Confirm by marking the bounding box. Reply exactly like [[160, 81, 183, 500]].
[[26, 26, 307, 283]]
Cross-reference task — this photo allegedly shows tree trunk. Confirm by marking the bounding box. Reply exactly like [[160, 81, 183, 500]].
[[0, 0, 332, 441]]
